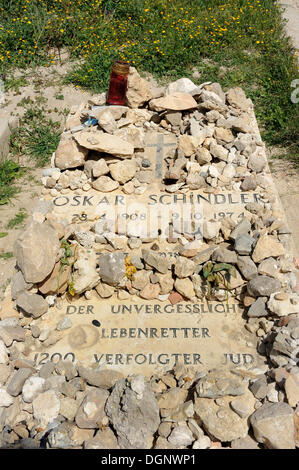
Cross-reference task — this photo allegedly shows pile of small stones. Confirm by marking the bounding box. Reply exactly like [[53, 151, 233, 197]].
[[0, 350, 298, 449], [0, 70, 298, 449]]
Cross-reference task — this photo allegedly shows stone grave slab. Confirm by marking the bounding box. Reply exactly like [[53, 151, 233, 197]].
[[29, 297, 261, 376], [6, 78, 298, 385]]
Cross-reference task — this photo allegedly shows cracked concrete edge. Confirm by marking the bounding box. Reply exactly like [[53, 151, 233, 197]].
[[0, 113, 19, 162]]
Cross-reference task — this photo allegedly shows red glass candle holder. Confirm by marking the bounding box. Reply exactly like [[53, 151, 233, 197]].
[[106, 60, 130, 106]]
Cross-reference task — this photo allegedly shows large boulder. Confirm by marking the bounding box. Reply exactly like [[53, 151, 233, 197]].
[[250, 402, 295, 449], [14, 222, 60, 283], [105, 376, 160, 449], [55, 137, 88, 170]]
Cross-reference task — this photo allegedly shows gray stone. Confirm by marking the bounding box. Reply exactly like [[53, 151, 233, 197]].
[[0, 326, 25, 347], [212, 248, 238, 264], [165, 112, 182, 127], [11, 271, 33, 300], [0, 364, 12, 386], [231, 435, 259, 449], [174, 257, 195, 278], [32, 390, 61, 428], [75, 388, 109, 429], [14, 221, 60, 283], [142, 249, 171, 274], [234, 234, 255, 255], [247, 276, 281, 297], [77, 365, 123, 389], [230, 218, 251, 241], [84, 428, 119, 449], [249, 377, 268, 399], [47, 422, 78, 448], [98, 252, 126, 286], [195, 369, 245, 398], [55, 361, 77, 381], [167, 424, 194, 447], [105, 377, 160, 449], [194, 396, 250, 442], [56, 317, 72, 331], [237, 256, 258, 280], [250, 402, 295, 449], [248, 297, 268, 318], [240, 175, 257, 191], [248, 153, 266, 173], [6, 368, 33, 397], [157, 388, 188, 410], [16, 291, 48, 318], [258, 257, 280, 278], [22, 376, 45, 403], [39, 361, 55, 379]]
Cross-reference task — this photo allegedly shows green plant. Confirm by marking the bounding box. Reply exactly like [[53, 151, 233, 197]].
[[0, 252, 13, 259], [201, 261, 237, 301], [0, 232, 8, 238], [0, 160, 24, 205], [10, 102, 61, 167], [58, 239, 78, 297], [7, 209, 27, 229]]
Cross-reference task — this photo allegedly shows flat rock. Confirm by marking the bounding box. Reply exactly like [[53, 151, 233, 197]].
[[194, 395, 250, 442], [0, 326, 25, 346], [237, 256, 258, 280], [250, 402, 295, 449], [166, 78, 199, 95], [284, 373, 299, 407], [16, 291, 48, 318], [150, 92, 197, 112], [247, 276, 281, 297], [195, 369, 245, 398], [6, 368, 33, 397], [92, 159, 110, 178], [38, 261, 71, 295], [174, 278, 195, 300], [247, 297, 268, 318], [92, 175, 119, 192], [267, 293, 299, 317], [77, 365, 123, 389], [142, 249, 171, 274], [75, 130, 134, 158], [157, 388, 188, 410], [174, 257, 195, 278]]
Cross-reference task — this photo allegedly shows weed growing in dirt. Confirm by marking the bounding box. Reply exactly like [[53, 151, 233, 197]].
[[0, 160, 24, 205], [7, 209, 27, 229], [10, 103, 61, 167]]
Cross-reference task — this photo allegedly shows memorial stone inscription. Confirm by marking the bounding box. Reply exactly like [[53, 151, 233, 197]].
[[25, 131, 263, 376]]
